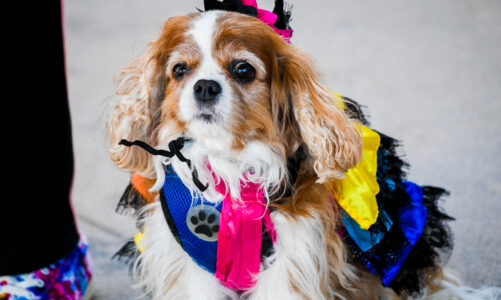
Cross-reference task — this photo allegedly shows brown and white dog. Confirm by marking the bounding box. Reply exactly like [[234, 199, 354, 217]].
[[107, 10, 499, 300]]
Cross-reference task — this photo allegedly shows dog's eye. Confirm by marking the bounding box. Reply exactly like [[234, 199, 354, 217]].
[[230, 61, 256, 83], [173, 63, 188, 80]]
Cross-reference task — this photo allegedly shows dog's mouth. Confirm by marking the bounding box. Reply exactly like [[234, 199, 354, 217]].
[[194, 106, 220, 124], [196, 113, 215, 123]]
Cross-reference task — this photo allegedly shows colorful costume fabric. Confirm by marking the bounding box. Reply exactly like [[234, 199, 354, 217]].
[[115, 99, 454, 297], [0, 239, 92, 300], [336, 98, 453, 296]]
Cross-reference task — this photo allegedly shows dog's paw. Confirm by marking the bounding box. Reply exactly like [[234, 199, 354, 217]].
[[186, 205, 220, 242]]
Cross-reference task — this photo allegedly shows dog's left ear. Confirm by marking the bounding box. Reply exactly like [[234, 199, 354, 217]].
[[271, 48, 362, 183]]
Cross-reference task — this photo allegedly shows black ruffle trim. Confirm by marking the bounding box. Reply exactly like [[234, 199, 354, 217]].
[[272, 0, 293, 30], [113, 183, 148, 266], [116, 183, 147, 215], [389, 186, 454, 296], [112, 238, 140, 273], [342, 101, 454, 297], [376, 127, 454, 297], [342, 96, 370, 126]]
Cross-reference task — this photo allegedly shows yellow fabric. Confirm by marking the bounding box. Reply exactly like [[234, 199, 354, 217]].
[[334, 125, 381, 230], [329, 91, 380, 229], [332, 92, 346, 110], [135, 232, 145, 253]]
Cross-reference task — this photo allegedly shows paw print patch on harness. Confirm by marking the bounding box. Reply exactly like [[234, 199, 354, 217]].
[[186, 205, 220, 242]]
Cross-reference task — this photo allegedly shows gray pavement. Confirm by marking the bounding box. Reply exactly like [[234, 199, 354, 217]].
[[64, 1, 501, 298]]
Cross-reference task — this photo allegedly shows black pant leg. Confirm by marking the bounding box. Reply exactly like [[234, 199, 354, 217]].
[[0, 0, 80, 275]]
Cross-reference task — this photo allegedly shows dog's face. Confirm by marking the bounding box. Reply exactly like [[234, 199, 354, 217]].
[[160, 11, 275, 153], [109, 10, 361, 185]]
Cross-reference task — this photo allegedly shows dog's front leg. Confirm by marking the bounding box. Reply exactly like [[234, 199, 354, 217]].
[[244, 212, 331, 300], [136, 203, 238, 300]]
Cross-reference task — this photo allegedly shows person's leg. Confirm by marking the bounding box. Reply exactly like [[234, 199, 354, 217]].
[[0, 1, 91, 299]]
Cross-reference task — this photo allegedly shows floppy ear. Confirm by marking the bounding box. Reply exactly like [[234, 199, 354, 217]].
[[272, 48, 362, 183], [107, 42, 167, 176]]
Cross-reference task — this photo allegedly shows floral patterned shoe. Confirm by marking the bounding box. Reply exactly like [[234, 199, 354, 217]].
[[0, 239, 92, 300]]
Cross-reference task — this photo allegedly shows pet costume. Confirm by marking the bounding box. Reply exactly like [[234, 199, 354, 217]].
[[114, 0, 453, 297]]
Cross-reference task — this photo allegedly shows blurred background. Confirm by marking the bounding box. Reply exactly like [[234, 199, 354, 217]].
[[63, 0, 501, 298]]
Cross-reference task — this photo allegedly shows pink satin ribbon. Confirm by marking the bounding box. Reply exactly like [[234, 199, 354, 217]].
[[241, 0, 293, 43], [214, 175, 276, 291], [212, 1, 286, 289]]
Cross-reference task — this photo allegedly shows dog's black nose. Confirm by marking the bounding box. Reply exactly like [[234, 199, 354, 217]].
[[193, 79, 221, 103]]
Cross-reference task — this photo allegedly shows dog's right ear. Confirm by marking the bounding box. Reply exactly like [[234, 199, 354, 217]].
[[107, 42, 166, 177], [107, 15, 193, 176]]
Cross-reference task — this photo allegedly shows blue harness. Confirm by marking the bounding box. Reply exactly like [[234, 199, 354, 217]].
[[160, 166, 222, 273]]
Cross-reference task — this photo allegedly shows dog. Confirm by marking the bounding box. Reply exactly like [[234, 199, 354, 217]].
[[107, 4, 500, 300]]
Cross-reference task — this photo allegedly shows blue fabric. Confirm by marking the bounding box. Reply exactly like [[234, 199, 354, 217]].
[[345, 180, 428, 286], [162, 167, 221, 274], [379, 180, 427, 286], [342, 210, 393, 252], [399, 180, 427, 245], [385, 178, 396, 191], [379, 180, 427, 285]]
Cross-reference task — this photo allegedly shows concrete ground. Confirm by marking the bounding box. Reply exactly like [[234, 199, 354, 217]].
[[64, 0, 501, 298]]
